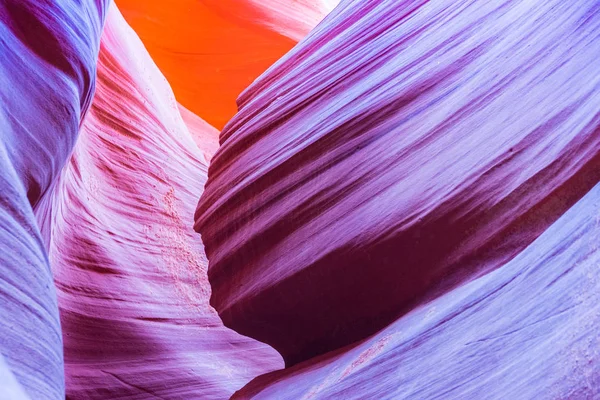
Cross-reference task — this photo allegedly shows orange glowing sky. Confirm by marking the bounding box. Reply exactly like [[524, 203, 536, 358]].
[[116, 0, 334, 129]]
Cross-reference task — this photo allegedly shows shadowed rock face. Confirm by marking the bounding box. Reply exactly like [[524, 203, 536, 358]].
[[195, 0, 600, 365], [0, 0, 108, 398], [234, 181, 600, 400], [3, 0, 600, 398], [116, 0, 338, 129], [3, 1, 340, 397], [35, 5, 282, 399]]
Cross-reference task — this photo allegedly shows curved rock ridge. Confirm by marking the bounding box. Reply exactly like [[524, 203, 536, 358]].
[[201, 0, 339, 42], [37, 4, 282, 399], [116, 0, 338, 129], [234, 181, 600, 400], [195, 0, 600, 365], [0, 0, 108, 398]]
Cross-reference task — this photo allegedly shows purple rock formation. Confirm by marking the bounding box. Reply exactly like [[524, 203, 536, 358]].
[[196, 0, 600, 365], [35, 5, 282, 398], [235, 181, 600, 399], [0, 1, 107, 398], [3, 0, 600, 398]]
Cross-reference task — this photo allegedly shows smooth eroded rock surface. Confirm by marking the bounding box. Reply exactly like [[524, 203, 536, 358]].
[[234, 181, 600, 399], [196, 0, 600, 365], [36, 4, 282, 399], [0, 0, 107, 398]]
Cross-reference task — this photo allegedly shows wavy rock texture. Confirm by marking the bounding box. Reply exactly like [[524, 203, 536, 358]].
[[0, 1, 107, 398], [234, 181, 600, 399], [116, 0, 338, 128], [37, 4, 282, 399], [196, 0, 600, 365]]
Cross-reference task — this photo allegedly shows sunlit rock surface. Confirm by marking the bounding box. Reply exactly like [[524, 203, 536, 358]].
[[116, 0, 337, 128], [3, 0, 600, 398], [0, 0, 107, 398], [234, 182, 600, 399], [0, 355, 30, 400], [36, 4, 282, 399], [178, 103, 220, 164], [196, 0, 600, 365]]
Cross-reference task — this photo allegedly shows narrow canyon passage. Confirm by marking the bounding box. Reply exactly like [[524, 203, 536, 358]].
[[0, 1, 599, 399]]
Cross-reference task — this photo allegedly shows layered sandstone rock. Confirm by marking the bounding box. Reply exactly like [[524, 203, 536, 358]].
[[37, 5, 283, 398], [196, 0, 600, 365], [235, 181, 600, 399], [0, 1, 108, 397]]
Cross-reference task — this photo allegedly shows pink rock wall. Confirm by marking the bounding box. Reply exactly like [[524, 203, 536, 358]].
[[3, 0, 600, 398], [37, 4, 282, 399], [234, 181, 600, 399], [195, 0, 600, 365]]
